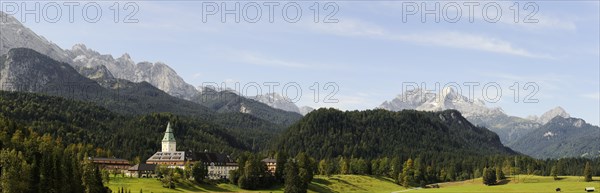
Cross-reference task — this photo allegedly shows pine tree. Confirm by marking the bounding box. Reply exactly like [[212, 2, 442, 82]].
[[550, 165, 558, 180], [275, 152, 287, 183], [439, 168, 447, 182], [583, 162, 592, 182], [482, 167, 497, 185], [339, 157, 349, 175], [296, 152, 314, 191], [496, 167, 505, 181], [318, 159, 328, 175], [0, 149, 31, 193], [284, 161, 303, 193], [401, 158, 415, 187], [191, 161, 207, 183]]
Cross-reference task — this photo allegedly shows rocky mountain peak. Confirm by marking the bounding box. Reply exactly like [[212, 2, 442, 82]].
[[534, 106, 571, 124], [251, 92, 301, 114], [380, 88, 504, 118], [1, 11, 70, 63], [299, 106, 315, 115]]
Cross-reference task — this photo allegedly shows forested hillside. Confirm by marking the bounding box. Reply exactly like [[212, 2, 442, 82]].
[[277, 108, 516, 160], [0, 91, 277, 159]]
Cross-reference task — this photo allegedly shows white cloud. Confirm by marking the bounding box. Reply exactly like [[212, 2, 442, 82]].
[[582, 92, 600, 100], [392, 31, 550, 58], [306, 19, 550, 58]]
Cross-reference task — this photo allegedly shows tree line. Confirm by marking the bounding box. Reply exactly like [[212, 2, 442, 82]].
[[0, 117, 110, 193]]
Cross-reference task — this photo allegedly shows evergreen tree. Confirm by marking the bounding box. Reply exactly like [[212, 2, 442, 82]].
[[401, 158, 415, 187], [550, 165, 558, 180], [82, 159, 106, 193], [318, 159, 328, 175], [275, 152, 287, 183], [284, 161, 304, 193], [482, 167, 496, 186], [296, 152, 315, 191], [237, 154, 274, 190], [339, 157, 349, 175], [583, 162, 592, 182], [391, 157, 402, 179], [0, 149, 31, 193], [496, 167, 505, 181], [191, 161, 207, 183]]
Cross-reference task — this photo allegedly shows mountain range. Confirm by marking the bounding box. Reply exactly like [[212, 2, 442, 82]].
[[0, 11, 301, 126], [0, 11, 198, 100], [1, 10, 597, 159], [509, 116, 600, 158], [379, 88, 599, 158]]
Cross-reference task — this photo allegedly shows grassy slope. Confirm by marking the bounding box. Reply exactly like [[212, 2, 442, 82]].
[[416, 176, 600, 193], [108, 176, 283, 193], [108, 175, 599, 193], [309, 175, 405, 193], [108, 175, 404, 193]]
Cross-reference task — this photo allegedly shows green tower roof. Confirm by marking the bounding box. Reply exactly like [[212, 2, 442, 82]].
[[162, 122, 175, 142]]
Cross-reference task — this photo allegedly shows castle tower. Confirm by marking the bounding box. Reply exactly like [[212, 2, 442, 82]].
[[161, 122, 176, 152]]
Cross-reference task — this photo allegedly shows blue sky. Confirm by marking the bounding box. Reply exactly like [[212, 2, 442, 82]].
[[3, 1, 599, 125]]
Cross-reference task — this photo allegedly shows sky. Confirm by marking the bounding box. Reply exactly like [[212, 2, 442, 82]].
[[2, 0, 599, 125]]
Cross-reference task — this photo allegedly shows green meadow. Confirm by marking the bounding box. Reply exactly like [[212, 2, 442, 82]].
[[108, 175, 599, 193], [416, 176, 600, 193]]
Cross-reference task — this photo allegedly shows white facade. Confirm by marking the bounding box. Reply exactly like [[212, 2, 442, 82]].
[[161, 122, 177, 152], [207, 163, 239, 180], [162, 141, 176, 152]]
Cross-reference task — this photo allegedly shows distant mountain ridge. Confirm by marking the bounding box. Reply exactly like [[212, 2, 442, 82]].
[[66, 44, 199, 100], [379, 88, 543, 144], [378, 88, 596, 159], [251, 92, 301, 113], [0, 48, 212, 116], [0, 11, 310, 118], [0, 11, 198, 100], [193, 88, 302, 126], [527, 106, 571, 124], [508, 116, 600, 159]]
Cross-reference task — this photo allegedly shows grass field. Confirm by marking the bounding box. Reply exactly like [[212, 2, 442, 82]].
[[108, 175, 404, 193], [107, 177, 283, 193], [309, 175, 405, 193], [108, 175, 599, 193], [415, 176, 600, 193]]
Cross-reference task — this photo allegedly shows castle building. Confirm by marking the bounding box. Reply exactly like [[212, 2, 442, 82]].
[[146, 122, 187, 166], [145, 122, 238, 179], [162, 122, 176, 152]]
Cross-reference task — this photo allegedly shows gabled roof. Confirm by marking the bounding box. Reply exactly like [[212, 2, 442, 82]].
[[90, 157, 129, 163], [128, 164, 156, 171], [191, 152, 236, 164]]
